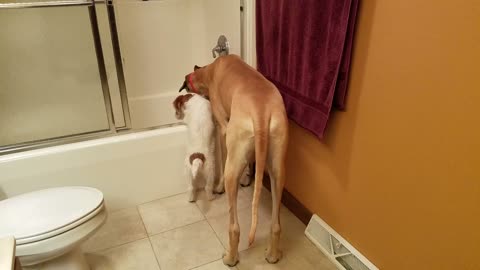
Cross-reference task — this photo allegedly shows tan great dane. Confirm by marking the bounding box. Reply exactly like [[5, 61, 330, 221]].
[[179, 54, 288, 266]]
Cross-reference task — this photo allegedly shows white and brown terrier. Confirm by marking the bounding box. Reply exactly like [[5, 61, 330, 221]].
[[173, 93, 217, 202]]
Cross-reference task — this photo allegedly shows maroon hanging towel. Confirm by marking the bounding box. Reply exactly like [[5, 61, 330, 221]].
[[256, 0, 359, 138]]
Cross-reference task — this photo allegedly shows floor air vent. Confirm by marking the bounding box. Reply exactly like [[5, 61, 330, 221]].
[[305, 215, 379, 270]]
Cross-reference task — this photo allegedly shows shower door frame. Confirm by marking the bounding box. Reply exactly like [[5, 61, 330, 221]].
[[0, 0, 253, 156], [0, 0, 131, 155]]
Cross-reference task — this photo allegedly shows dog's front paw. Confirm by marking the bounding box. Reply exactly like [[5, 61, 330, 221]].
[[222, 251, 239, 267], [265, 247, 282, 264]]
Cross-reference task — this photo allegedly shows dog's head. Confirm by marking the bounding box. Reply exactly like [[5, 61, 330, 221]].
[[172, 93, 194, 120], [178, 65, 209, 97]]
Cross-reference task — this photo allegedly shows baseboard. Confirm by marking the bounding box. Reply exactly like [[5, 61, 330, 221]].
[[262, 174, 313, 225]]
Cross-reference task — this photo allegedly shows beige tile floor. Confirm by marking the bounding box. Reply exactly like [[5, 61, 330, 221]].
[[82, 185, 337, 270]]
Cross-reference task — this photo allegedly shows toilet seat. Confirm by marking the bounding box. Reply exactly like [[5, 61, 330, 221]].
[[0, 186, 104, 245], [16, 207, 107, 266]]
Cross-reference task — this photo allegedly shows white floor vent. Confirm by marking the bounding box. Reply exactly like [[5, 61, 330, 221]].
[[305, 215, 379, 270]]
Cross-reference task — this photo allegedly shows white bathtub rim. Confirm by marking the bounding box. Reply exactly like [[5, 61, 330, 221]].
[[0, 125, 186, 164]]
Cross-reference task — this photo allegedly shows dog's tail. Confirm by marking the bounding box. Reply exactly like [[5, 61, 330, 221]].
[[189, 153, 205, 179], [248, 115, 270, 246]]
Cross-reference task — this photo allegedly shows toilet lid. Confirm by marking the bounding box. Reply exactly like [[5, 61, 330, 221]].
[[0, 186, 104, 241]]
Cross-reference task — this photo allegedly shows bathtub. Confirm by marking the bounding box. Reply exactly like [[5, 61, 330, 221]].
[[0, 125, 187, 211]]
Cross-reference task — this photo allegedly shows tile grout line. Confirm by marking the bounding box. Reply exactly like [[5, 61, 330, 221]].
[[186, 257, 234, 270], [136, 205, 163, 270], [137, 191, 188, 208], [141, 199, 224, 270], [146, 218, 207, 238], [197, 201, 228, 250], [136, 204, 150, 236], [83, 207, 150, 254], [190, 202, 235, 270], [97, 192, 189, 219], [147, 237, 163, 270], [85, 236, 149, 254], [136, 192, 207, 237], [143, 212, 223, 270]]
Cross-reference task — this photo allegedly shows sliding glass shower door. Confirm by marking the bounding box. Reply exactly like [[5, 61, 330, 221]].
[[0, 1, 116, 152]]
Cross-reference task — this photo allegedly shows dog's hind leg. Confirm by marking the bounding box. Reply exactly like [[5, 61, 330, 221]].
[[239, 164, 253, 187], [222, 127, 252, 266], [265, 132, 288, 263], [222, 156, 248, 266], [214, 124, 227, 194], [205, 159, 216, 201], [185, 163, 196, 202]]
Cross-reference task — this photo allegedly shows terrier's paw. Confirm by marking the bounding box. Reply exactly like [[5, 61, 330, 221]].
[[188, 191, 196, 202]]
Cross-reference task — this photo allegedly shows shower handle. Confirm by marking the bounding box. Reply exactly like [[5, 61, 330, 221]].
[[212, 35, 229, 58]]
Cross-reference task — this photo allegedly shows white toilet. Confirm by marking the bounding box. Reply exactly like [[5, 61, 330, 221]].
[[0, 186, 107, 269]]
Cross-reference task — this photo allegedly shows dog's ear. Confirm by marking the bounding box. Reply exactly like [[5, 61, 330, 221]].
[[173, 95, 186, 120], [194, 65, 201, 71], [173, 94, 194, 120], [184, 93, 194, 102], [173, 95, 184, 112], [178, 80, 188, 92]]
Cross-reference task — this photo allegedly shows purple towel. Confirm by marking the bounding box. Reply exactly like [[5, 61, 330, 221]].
[[256, 0, 359, 138]]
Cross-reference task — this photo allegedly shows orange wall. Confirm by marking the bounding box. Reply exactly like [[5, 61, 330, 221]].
[[284, 1, 480, 269]]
